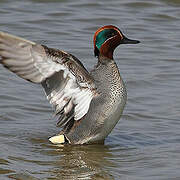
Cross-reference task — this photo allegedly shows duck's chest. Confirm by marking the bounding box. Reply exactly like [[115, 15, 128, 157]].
[[90, 61, 127, 138], [92, 61, 126, 101], [92, 61, 127, 116]]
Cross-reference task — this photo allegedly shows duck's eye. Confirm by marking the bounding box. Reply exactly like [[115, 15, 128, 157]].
[[107, 32, 116, 38], [111, 32, 115, 36]]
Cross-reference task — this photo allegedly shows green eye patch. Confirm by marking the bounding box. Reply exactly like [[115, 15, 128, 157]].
[[95, 29, 116, 50]]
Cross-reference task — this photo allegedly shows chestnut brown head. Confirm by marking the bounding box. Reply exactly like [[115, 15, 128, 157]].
[[93, 25, 140, 59]]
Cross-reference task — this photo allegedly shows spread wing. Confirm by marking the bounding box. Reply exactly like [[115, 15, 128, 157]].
[[0, 31, 97, 128]]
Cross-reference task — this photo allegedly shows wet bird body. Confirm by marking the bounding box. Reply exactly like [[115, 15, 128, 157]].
[[0, 25, 139, 144]]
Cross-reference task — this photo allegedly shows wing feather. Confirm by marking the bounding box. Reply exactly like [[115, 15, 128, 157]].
[[0, 31, 97, 127]]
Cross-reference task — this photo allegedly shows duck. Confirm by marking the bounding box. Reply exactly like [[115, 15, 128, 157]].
[[0, 25, 140, 145]]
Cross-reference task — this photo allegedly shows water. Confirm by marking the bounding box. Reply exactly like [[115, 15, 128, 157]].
[[0, 0, 180, 179]]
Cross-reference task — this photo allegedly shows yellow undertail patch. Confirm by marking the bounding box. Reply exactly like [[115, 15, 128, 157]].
[[49, 134, 65, 144]]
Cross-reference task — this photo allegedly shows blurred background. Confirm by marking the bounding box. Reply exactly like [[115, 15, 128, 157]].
[[0, 0, 180, 179]]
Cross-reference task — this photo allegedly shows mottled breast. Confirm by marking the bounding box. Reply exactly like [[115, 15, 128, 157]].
[[90, 59, 127, 139]]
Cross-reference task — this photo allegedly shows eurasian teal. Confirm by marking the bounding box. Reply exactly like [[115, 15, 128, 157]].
[[0, 25, 140, 144]]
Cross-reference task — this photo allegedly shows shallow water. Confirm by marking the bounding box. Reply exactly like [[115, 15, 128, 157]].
[[0, 0, 180, 179]]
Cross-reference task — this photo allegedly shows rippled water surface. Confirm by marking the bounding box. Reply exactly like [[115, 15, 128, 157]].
[[0, 0, 180, 179]]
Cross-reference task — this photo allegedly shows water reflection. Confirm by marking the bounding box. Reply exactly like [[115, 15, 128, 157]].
[[44, 144, 115, 179]]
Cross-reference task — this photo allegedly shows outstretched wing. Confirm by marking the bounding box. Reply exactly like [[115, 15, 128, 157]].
[[0, 31, 97, 127]]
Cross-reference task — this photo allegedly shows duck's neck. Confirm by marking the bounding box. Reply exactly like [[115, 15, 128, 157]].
[[97, 54, 115, 67]]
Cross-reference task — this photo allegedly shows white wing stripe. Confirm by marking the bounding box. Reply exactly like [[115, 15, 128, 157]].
[[74, 90, 92, 120], [49, 91, 64, 104], [64, 99, 73, 114], [46, 67, 94, 121]]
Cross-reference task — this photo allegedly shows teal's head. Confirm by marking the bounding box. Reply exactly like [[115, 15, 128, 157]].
[[93, 25, 140, 59], [95, 29, 117, 50]]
